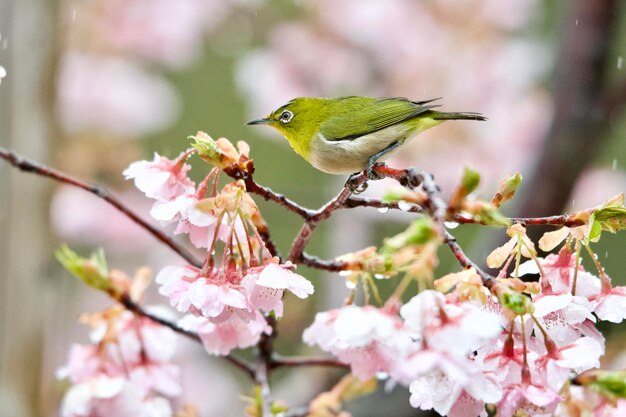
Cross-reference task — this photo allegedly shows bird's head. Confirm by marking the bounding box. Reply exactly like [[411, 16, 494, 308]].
[[247, 98, 326, 159]]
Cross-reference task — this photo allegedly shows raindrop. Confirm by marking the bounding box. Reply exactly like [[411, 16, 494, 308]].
[[605, 251, 608, 258], [398, 200, 413, 212], [575, 19, 579, 26], [338, 270, 351, 277], [612, 159, 618, 170], [377, 207, 390, 214], [376, 372, 389, 380], [345, 280, 357, 289], [618, 56, 624, 70], [444, 221, 459, 229], [374, 274, 385, 280], [71, 9, 77, 22], [0, 66, 6, 84]]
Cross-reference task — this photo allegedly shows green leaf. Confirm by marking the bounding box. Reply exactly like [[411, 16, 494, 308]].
[[190, 133, 222, 165], [55, 245, 111, 292], [382, 187, 411, 202], [474, 204, 512, 228], [586, 370, 626, 401], [382, 217, 436, 253], [461, 166, 480, 194], [491, 172, 522, 207], [587, 194, 626, 243], [499, 291, 531, 315]]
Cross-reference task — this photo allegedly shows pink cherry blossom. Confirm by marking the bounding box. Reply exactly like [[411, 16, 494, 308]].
[[537, 337, 603, 392], [303, 305, 413, 381], [58, 310, 181, 417], [532, 293, 596, 346], [156, 262, 314, 321], [592, 286, 626, 323], [61, 376, 172, 417], [407, 358, 501, 417], [124, 153, 195, 202], [57, 344, 111, 383], [540, 250, 601, 297], [155, 265, 248, 317], [251, 262, 315, 300], [497, 383, 560, 417], [400, 290, 501, 358], [179, 313, 271, 355], [150, 194, 245, 249]]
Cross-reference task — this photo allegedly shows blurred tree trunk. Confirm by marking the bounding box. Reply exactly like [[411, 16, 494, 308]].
[[514, 0, 623, 234], [0, 0, 57, 415]]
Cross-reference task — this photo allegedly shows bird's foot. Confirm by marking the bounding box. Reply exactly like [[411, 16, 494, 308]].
[[345, 174, 368, 194]]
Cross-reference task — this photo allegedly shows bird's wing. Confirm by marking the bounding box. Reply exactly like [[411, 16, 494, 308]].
[[319, 97, 439, 141]]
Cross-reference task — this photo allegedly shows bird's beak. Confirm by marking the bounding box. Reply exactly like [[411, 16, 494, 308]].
[[246, 117, 272, 126]]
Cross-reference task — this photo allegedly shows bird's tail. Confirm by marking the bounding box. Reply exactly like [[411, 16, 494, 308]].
[[430, 111, 487, 121]]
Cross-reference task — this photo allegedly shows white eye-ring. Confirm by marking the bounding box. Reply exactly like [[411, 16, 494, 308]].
[[279, 110, 294, 124]]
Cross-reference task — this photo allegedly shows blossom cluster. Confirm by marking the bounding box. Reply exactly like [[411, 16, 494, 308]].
[[56, 137, 626, 416], [58, 308, 182, 417], [124, 135, 313, 355], [303, 236, 626, 416]]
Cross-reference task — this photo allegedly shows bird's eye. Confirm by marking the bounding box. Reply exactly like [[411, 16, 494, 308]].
[[279, 110, 294, 124]]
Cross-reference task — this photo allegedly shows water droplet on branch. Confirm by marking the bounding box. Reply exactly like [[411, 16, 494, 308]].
[[445, 221, 459, 229]]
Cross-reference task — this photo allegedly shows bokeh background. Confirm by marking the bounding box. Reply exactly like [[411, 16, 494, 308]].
[[1, 0, 625, 416]]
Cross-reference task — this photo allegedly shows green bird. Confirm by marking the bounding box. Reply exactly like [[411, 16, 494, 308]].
[[247, 96, 486, 176]]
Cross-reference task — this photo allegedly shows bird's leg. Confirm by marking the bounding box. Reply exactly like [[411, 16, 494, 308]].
[[367, 141, 402, 179], [345, 141, 403, 193]]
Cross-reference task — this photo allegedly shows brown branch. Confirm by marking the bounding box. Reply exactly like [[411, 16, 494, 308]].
[[0, 147, 202, 268], [509, 214, 587, 228], [300, 253, 348, 272], [119, 294, 255, 378], [344, 196, 424, 214], [271, 355, 350, 369], [243, 177, 315, 220], [443, 231, 495, 289], [255, 315, 278, 417]]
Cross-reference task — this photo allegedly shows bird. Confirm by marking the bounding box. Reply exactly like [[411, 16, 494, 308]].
[[246, 96, 485, 176]]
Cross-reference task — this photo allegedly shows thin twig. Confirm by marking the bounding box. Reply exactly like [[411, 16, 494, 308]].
[[300, 253, 348, 272], [243, 177, 315, 220], [255, 315, 278, 417], [271, 355, 350, 369], [0, 147, 202, 268], [442, 231, 495, 289]]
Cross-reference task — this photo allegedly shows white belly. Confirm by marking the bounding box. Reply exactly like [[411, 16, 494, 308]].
[[309, 124, 419, 174]]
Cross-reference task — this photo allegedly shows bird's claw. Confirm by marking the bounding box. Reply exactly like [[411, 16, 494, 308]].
[[345, 174, 368, 194]]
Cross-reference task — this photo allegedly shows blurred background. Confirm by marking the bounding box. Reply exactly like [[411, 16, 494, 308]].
[[0, 0, 625, 416]]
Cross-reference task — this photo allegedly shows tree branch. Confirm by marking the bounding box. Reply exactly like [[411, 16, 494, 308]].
[[255, 315, 278, 417], [271, 355, 350, 369], [0, 147, 202, 268]]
